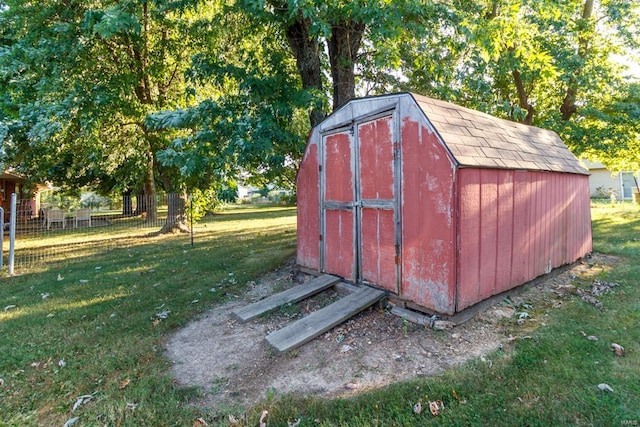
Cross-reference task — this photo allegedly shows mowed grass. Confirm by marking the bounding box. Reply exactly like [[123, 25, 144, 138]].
[[1, 203, 639, 426], [0, 205, 297, 426]]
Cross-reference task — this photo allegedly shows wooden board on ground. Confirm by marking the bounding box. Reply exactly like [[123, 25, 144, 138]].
[[265, 286, 386, 354], [231, 274, 340, 323]]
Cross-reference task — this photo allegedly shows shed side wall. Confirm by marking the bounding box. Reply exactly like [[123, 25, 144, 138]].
[[457, 169, 592, 311], [296, 142, 320, 270], [400, 116, 457, 315]]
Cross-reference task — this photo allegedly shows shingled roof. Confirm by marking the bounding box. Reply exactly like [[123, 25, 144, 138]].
[[412, 93, 588, 175]]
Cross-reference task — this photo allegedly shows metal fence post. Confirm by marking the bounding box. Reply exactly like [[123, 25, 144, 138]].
[[9, 193, 16, 275], [0, 207, 4, 270]]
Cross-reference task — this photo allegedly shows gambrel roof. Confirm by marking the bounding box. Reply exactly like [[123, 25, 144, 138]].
[[412, 93, 588, 175]]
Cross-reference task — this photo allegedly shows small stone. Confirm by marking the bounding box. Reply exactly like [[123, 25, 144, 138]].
[[433, 320, 455, 330]]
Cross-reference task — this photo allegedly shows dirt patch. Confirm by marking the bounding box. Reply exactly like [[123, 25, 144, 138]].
[[164, 253, 619, 410]]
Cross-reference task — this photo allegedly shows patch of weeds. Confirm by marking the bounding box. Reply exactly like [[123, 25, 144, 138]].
[[278, 302, 300, 319], [265, 386, 278, 402], [210, 377, 229, 395]]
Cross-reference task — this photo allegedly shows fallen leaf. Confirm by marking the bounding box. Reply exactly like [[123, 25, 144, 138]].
[[152, 319, 161, 326], [95, 266, 102, 270], [287, 419, 301, 427], [452, 389, 459, 401], [587, 335, 598, 341], [345, 382, 360, 390], [3, 305, 16, 312], [79, 279, 89, 283], [429, 400, 444, 416], [63, 417, 79, 427], [57, 274, 64, 281], [611, 343, 625, 356], [228, 414, 240, 425], [598, 383, 614, 392], [119, 378, 131, 389], [412, 401, 422, 414], [30, 362, 40, 368], [58, 359, 66, 368], [340, 344, 354, 353], [156, 310, 171, 320], [193, 417, 208, 426], [72, 394, 94, 412], [259, 410, 269, 427], [41, 293, 50, 299]]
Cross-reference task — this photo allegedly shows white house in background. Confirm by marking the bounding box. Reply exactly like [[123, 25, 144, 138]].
[[581, 159, 638, 200]]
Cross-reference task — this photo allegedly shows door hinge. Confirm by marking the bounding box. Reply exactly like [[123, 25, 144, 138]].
[[319, 164, 323, 172], [319, 234, 323, 241]]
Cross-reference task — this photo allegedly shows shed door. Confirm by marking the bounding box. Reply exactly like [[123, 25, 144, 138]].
[[321, 114, 399, 292]]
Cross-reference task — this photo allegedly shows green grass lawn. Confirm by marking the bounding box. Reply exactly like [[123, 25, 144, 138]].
[[0, 205, 297, 426], [1, 203, 639, 426]]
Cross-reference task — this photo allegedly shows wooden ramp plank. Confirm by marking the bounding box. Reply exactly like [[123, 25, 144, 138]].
[[265, 286, 386, 354], [231, 274, 340, 323]]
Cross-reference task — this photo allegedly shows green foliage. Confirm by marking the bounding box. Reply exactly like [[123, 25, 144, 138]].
[[0, 0, 213, 197], [396, 0, 640, 169], [148, 5, 309, 190], [186, 184, 238, 223]]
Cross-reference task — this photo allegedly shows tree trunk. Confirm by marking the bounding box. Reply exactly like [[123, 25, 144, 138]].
[[159, 191, 189, 234], [327, 20, 365, 110], [284, 13, 325, 127], [560, 0, 594, 121], [511, 69, 535, 125]]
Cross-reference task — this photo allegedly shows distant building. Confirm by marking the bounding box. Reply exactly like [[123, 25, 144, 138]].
[[0, 170, 46, 222], [580, 159, 639, 200]]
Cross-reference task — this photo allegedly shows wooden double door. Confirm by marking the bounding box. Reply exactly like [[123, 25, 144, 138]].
[[320, 113, 400, 293]]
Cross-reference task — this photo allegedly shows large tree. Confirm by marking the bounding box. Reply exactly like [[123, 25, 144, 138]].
[[0, 0, 206, 231], [395, 0, 639, 170]]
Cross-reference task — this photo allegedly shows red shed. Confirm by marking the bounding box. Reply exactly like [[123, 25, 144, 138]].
[[296, 93, 592, 315]]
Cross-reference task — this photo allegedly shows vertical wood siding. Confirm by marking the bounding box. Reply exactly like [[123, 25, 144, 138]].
[[358, 116, 397, 291], [296, 143, 320, 270], [400, 118, 457, 314], [457, 169, 592, 311], [324, 209, 356, 281], [323, 132, 356, 281]]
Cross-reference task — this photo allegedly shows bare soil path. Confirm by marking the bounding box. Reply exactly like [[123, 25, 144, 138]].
[[165, 254, 617, 410]]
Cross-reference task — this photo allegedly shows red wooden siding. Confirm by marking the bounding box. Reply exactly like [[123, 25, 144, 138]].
[[457, 169, 592, 311], [323, 132, 356, 281], [358, 116, 397, 291], [296, 143, 319, 270], [324, 132, 353, 203], [360, 208, 396, 288], [400, 118, 457, 314], [323, 209, 355, 280], [359, 117, 395, 200]]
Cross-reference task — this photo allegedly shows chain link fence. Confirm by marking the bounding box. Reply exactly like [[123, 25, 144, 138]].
[[2, 193, 187, 273]]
